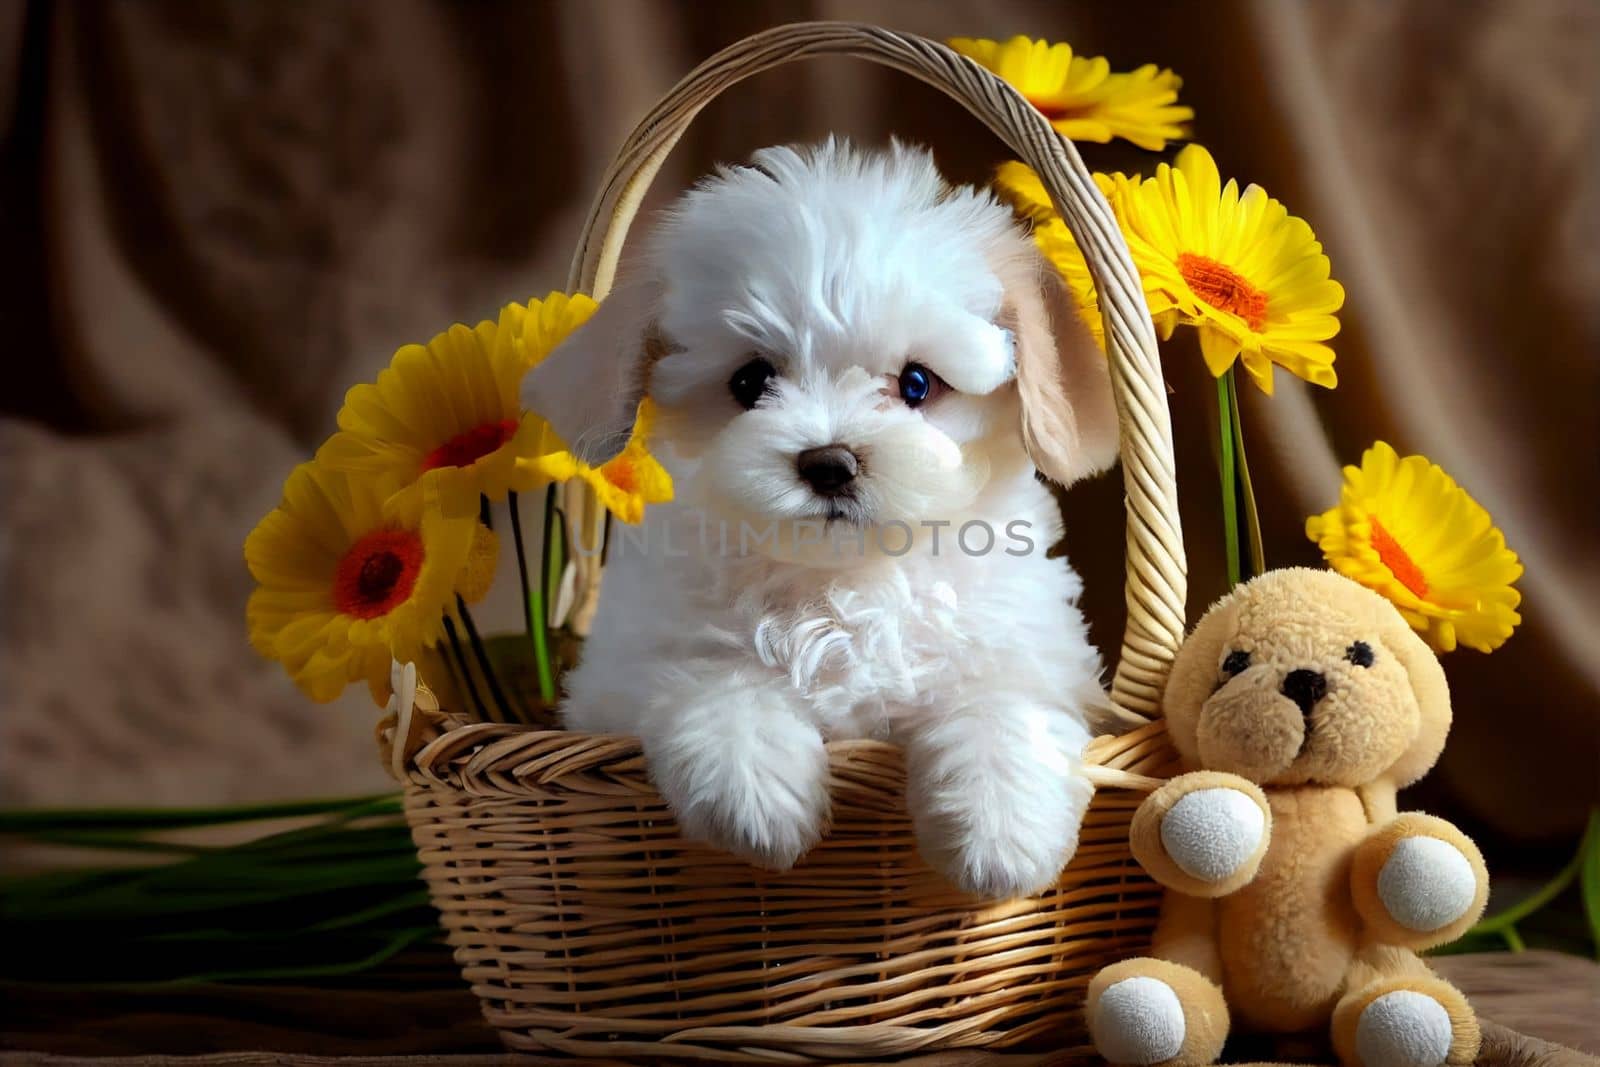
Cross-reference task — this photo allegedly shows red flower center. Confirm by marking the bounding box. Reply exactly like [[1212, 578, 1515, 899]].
[[421, 419, 520, 472], [1178, 253, 1269, 331], [1369, 517, 1429, 598], [332, 529, 424, 619]]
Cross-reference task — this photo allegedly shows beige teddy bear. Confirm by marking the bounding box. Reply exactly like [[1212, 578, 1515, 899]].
[[1088, 569, 1490, 1067]]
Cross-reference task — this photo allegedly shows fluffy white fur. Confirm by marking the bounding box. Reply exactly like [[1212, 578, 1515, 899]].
[[523, 140, 1119, 899]]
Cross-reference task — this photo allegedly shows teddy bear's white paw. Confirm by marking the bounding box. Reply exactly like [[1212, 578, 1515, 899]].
[[1092, 976, 1186, 1065], [1159, 787, 1266, 884], [1377, 837, 1478, 932], [1355, 989, 1453, 1067]]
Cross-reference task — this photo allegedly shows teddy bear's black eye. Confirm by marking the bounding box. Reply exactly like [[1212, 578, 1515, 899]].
[[729, 356, 777, 410], [1345, 641, 1375, 668], [1222, 650, 1251, 677]]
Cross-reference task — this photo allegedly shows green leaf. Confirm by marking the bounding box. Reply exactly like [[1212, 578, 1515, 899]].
[[1580, 809, 1600, 959], [0, 794, 401, 834]]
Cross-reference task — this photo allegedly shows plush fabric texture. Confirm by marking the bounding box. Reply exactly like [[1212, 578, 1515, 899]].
[[1093, 570, 1491, 1067], [1332, 964, 1483, 1067], [1090, 957, 1231, 1067], [1356, 991, 1456, 1067], [1351, 813, 1492, 951], [1132, 771, 1273, 900], [1219, 786, 1373, 1033], [1160, 786, 1268, 884], [1377, 839, 1479, 934], [1095, 976, 1188, 1065]]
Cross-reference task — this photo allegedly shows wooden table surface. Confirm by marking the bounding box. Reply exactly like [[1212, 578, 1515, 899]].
[[3, 951, 1596, 1065]]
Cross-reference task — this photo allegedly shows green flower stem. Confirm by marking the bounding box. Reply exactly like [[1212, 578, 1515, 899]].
[[1216, 372, 1242, 589], [1470, 850, 1581, 935], [543, 484, 565, 640], [441, 615, 489, 722], [1464, 811, 1600, 958], [1226, 370, 1266, 579], [455, 596, 514, 723], [509, 491, 556, 709]]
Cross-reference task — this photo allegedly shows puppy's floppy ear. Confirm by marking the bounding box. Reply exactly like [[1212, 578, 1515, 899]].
[[521, 271, 666, 465], [1001, 248, 1120, 486]]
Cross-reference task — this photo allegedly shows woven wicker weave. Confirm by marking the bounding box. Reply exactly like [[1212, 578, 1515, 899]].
[[378, 21, 1189, 1061]]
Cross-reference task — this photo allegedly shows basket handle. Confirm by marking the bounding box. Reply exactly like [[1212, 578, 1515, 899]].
[[564, 22, 1186, 723]]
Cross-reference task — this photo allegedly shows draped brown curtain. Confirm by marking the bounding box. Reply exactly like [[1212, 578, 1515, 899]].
[[2, 1, 1594, 856]]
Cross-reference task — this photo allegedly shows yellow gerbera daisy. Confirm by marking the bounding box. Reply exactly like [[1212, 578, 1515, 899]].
[[993, 160, 1059, 224], [503, 291, 674, 524], [1103, 144, 1344, 394], [535, 399, 674, 525], [494, 290, 599, 375], [1306, 442, 1522, 654], [246, 461, 499, 702], [318, 293, 596, 521], [948, 35, 1192, 150]]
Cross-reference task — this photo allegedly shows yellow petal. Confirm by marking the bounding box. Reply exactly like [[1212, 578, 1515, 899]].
[[1196, 324, 1242, 378]]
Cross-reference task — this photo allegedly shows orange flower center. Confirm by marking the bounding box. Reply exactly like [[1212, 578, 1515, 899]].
[[333, 529, 424, 619], [421, 418, 519, 472], [1369, 516, 1429, 598], [601, 455, 637, 494], [1177, 253, 1269, 331]]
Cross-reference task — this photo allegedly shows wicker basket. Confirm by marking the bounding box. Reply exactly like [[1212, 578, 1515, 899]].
[[377, 21, 1189, 1062]]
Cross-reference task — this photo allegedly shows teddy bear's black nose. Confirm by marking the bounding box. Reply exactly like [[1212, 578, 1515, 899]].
[[1281, 669, 1328, 715]]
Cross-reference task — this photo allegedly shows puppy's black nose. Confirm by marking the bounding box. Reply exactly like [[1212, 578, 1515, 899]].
[[1282, 669, 1328, 715], [797, 444, 859, 495]]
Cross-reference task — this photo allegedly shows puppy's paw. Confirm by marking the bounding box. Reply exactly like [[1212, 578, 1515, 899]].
[[646, 689, 831, 871], [906, 712, 1092, 900], [1131, 772, 1271, 898]]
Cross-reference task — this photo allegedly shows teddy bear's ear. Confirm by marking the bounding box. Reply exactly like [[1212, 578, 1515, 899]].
[[1161, 593, 1241, 769], [1380, 614, 1452, 788]]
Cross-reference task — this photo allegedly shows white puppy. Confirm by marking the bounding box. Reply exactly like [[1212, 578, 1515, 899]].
[[524, 140, 1120, 900]]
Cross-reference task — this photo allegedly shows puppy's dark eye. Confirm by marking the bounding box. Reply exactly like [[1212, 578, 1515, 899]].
[[1222, 650, 1251, 677], [729, 357, 777, 410], [1345, 641, 1375, 668], [898, 362, 946, 408]]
